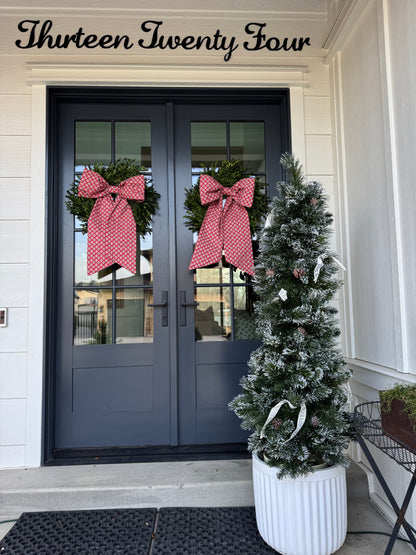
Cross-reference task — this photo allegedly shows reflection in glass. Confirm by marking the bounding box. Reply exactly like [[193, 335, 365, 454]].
[[191, 122, 227, 170], [74, 216, 83, 229], [194, 266, 230, 285], [115, 122, 151, 168], [74, 289, 112, 345], [194, 287, 230, 341], [74, 232, 113, 286], [115, 289, 153, 344], [232, 266, 254, 285], [234, 286, 259, 341], [115, 233, 153, 285], [230, 122, 265, 173], [75, 121, 111, 171]]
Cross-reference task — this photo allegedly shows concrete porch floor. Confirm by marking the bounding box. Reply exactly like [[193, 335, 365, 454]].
[[0, 458, 413, 554]]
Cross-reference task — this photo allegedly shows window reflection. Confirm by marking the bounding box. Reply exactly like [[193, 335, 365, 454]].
[[230, 122, 265, 173], [115, 122, 151, 168], [74, 289, 112, 345], [115, 289, 153, 344], [191, 122, 227, 170], [194, 287, 231, 341], [75, 121, 111, 172], [115, 233, 153, 286], [74, 232, 113, 287], [234, 286, 259, 341]]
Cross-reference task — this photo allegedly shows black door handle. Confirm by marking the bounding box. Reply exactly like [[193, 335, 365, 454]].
[[179, 291, 199, 326], [148, 291, 168, 326]]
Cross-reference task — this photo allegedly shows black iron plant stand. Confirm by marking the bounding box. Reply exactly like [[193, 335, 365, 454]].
[[354, 401, 416, 554]]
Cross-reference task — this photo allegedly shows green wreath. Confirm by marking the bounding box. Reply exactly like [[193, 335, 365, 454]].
[[65, 158, 160, 236], [183, 159, 268, 235]]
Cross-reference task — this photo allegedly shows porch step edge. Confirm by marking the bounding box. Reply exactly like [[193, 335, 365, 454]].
[[0, 459, 254, 517]]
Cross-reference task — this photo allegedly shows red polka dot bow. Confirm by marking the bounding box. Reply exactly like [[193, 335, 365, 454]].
[[189, 175, 255, 275], [78, 169, 145, 275]]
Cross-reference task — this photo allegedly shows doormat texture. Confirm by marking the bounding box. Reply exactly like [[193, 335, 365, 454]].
[[0, 507, 279, 554], [0, 508, 157, 555], [153, 507, 277, 554]]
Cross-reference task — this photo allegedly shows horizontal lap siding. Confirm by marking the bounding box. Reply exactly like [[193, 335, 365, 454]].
[[0, 53, 30, 468]]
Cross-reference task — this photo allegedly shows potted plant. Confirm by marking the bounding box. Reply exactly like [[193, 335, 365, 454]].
[[380, 383, 416, 450], [230, 154, 352, 555]]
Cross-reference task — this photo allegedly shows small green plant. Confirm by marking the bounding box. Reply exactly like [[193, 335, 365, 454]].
[[380, 384, 416, 431]]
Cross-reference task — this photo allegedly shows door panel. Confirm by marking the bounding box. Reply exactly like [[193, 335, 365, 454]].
[[174, 104, 282, 445], [55, 103, 171, 448], [51, 92, 288, 455]]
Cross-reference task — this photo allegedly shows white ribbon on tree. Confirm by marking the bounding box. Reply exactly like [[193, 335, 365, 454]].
[[272, 288, 288, 302], [313, 254, 347, 283], [264, 211, 274, 229], [260, 400, 307, 444]]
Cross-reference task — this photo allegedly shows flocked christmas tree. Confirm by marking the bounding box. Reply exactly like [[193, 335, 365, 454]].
[[229, 154, 352, 478]]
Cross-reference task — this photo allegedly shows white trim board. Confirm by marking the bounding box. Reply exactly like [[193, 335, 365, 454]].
[[25, 62, 309, 88]]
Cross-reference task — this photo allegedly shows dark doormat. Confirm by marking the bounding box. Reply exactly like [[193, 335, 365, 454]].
[[153, 507, 278, 554], [0, 507, 279, 554], [0, 508, 157, 554]]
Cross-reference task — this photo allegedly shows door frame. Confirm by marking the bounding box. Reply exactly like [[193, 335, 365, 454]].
[[44, 86, 291, 465]]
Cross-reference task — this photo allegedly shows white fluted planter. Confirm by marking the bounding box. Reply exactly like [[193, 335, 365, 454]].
[[252, 453, 347, 555]]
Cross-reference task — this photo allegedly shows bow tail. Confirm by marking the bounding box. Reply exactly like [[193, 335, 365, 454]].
[[189, 203, 223, 270], [86, 199, 113, 275], [111, 201, 137, 274], [223, 204, 254, 275]]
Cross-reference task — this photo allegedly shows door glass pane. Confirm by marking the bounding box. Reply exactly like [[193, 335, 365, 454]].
[[75, 122, 111, 172], [74, 232, 113, 286], [191, 122, 227, 170], [115, 232, 153, 286], [115, 122, 151, 168], [194, 287, 231, 341], [194, 266, 230, 286], [233, 286, 259, 341], [230, 122, 265, 173], [232, 266, 254, 285], [74, 289, 112, 345], [115, 289, 153, 344]]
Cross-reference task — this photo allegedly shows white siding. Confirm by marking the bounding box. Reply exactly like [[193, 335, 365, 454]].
[[1, 25, 33, 469], [0, 179, 30, 220], [340, 0, 400, 369]]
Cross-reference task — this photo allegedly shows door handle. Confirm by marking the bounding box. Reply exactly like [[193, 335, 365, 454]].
[[180, 290, 199, 326], [148, 291, 168, 326]]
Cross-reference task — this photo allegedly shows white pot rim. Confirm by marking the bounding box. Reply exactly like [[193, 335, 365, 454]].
[[253, 452, 346, 482]]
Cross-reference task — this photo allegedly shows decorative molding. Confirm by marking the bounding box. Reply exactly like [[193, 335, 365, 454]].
[[379, 0, 409, 372], [323, 0, 370, 62], [0, 7, 327, 22], [329, 53, 356, 358], [349, 358, 416, 392], [25, 62, 309, 88], [289, 86, 306, 168], [26, 84, 47, 467]]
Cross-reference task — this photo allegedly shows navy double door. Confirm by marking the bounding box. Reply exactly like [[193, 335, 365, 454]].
[[52, 91, 288, 455]]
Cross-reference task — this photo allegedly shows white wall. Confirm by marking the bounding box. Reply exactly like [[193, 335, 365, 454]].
[[329, 0, 416, 527], [386, 0, 416, 370], [0, 2, 335, 468], [0, 45, 31, 468]]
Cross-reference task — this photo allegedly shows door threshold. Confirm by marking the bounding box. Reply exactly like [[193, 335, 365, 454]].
[[46, 443, 250, 466]]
